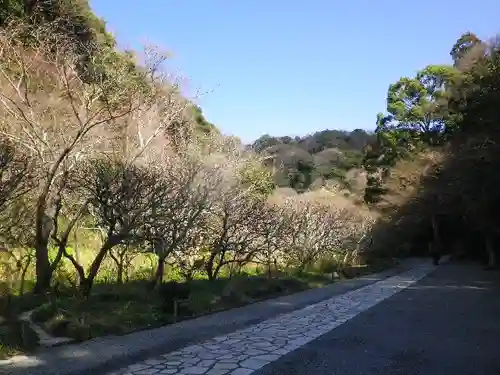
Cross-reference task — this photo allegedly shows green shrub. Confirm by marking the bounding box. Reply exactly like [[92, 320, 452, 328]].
[[31, 302, 57, 323], [187, 291, 218, 315]]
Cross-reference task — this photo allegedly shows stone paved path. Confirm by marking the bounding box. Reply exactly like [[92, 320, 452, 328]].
[[106, 262, 437, 375]]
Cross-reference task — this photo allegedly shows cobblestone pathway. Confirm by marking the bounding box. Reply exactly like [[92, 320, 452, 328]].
[[107, 262, 436, 375]]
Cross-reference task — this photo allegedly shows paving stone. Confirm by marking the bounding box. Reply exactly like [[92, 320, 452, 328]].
[[134, 369, 160, 375], [180, 358, 201, 367], [212, 349, 231, 355], [182, 366, 208, 374], [217, 358, 239, 363], [251, 341, 273, 348], [197, 352, 219, 360], [163, 361, 181, 366], [245, 349, 267, 356], [230, 369, 254, 375], [228, 346, 245, 353], [212, 363, 238, 370], [145, 360, 167, 366], [127, 364, 152, 372], [206, 369, 230, 375], [224, 339, 242, 345], [239, 358, 270, 370], [272, 348, 290, 355], [217, 354, 235, 360], [204, 344, 221, 350], [232, 355, 249, 361], [197, 359, 215, 367], [253, 354, 280, 361], [271, 339, 288, 346], [161, 355, 182, 361]]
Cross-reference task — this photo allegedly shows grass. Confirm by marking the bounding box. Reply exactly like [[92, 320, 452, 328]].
[[0, 254, 398, 360]]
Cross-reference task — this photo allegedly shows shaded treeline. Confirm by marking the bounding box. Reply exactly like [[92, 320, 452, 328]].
[[364, 31, 500, 267]]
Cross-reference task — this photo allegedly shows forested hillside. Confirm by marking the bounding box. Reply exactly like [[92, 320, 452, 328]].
[[251, 129, 374, 193]]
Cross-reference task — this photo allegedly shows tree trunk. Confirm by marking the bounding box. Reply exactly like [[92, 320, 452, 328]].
[[152, 256, 166, 287], [33, 192, 54, 294], [33, 242, 51, 294], [33, 215, 52, 293], [73, 230, 80, 264], [109, 250, 124, 284], [212, 262, 224, 280], [63, 244, 86, 288], [78, 277, 92, 298], [117, 260, 124, 284], [206, 251, 218, 281], [80, 240, 114, 297]]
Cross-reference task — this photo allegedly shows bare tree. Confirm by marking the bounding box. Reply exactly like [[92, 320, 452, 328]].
[[281, 198, 331, 272], [276, 192, 374, 273], [177, 136, 277, 280], [0, 20, 187, 293], [108, 244, 141, 284], [252, 203, 292, 277], [61, 159, 165, 296], [146, 155, 219, 287], [170, 232, 206, 281], [202, 185, 267, 281]]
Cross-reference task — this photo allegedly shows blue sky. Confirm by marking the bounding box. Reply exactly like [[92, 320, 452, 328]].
[[90, 1, 498, 143]]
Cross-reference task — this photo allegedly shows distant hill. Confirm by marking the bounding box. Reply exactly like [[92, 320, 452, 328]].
[[250, 129, 375, 193]]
